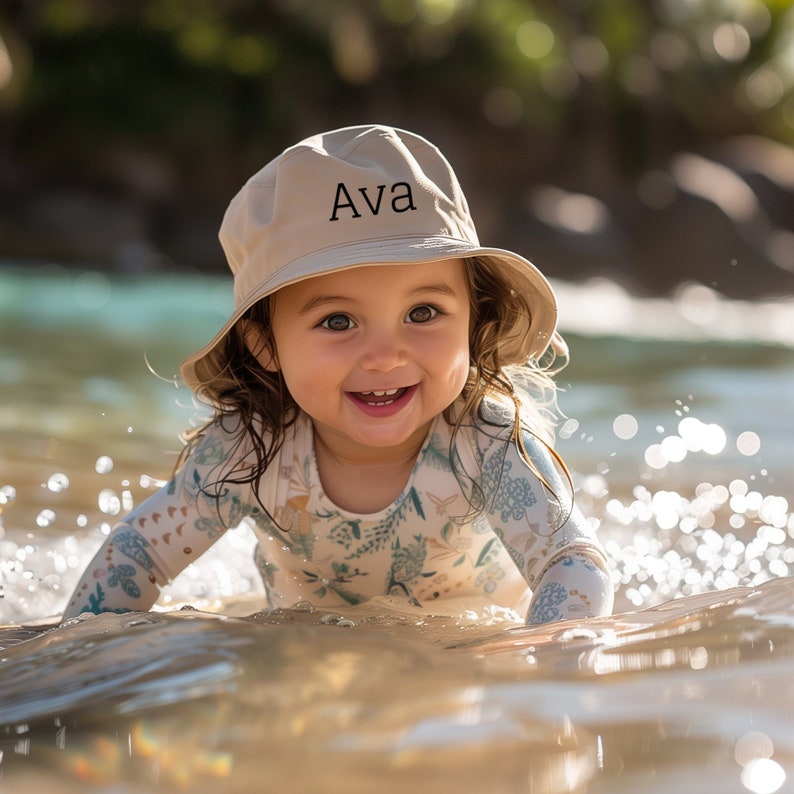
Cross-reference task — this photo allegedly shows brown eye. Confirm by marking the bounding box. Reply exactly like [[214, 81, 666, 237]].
[[321, 313, 353, 331], [407, 305, 438, 323]]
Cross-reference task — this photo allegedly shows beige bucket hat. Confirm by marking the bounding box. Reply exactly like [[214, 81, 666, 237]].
[[180, 124, 563, 391]]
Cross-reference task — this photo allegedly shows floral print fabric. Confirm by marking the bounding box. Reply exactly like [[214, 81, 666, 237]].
[[65, 410, 608, 618]]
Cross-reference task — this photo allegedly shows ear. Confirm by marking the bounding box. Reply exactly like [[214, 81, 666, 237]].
[[241, 320, 279, 372]]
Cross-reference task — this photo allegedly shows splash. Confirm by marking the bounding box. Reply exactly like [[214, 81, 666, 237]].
[[571, 402, 791, 612]]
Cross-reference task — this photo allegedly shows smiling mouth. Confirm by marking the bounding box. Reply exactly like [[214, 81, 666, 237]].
[[354, 388, 407, 406]]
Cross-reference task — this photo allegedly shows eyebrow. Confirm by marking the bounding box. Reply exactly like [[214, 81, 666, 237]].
[[297, 281, 461, 315], [297, 295, 350, 315]]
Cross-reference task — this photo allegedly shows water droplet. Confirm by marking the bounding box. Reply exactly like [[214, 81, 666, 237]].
[[98, 488, 121, 515], [46, 473, 70, 493], [95, 455, 114, 474], [0, 485, 17, 505], [36, 509, 56, 527], [559, 418, 579, 440]]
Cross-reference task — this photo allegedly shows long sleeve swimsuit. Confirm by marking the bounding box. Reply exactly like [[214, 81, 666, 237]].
[[64, 409, 613, 623]]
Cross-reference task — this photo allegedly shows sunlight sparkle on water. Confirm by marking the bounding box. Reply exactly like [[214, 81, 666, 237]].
[[737, 431, 762, 456], [601, 466, 793, 608], [590, 401, 791, 610], [741, 756, 787, 794], [613, 414, 638, 440], [643, 416, 728, 469]]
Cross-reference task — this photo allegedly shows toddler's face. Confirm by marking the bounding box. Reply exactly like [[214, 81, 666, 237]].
[[256, 258, 471, 462]]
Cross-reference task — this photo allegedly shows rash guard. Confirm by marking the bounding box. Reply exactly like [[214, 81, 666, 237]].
[[64, 409, 613, 623]]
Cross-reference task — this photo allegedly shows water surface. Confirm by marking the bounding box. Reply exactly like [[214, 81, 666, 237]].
[[1, 265, 792, 792]]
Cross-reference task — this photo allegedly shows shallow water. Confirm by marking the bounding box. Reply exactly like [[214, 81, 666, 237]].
[[1, 586, 794, 793], [1, 264, 793, 792]]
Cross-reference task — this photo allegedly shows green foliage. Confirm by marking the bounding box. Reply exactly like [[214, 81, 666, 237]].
[[3, 0, 791, 150], [0, 0, 792, 219]]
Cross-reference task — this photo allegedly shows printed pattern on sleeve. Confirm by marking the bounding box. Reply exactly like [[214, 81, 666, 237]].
[[64, 409, 612, 622]]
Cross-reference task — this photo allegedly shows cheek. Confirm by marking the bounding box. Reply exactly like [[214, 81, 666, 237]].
[[456, 333, 474, 385], [279, 342, 340, 393], [452, 323, 473, 362], [452, 348, 472, 388], [430, 329, 471, 383]]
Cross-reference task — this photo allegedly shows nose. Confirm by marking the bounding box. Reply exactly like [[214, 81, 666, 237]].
[[359, 326, 409, 372]]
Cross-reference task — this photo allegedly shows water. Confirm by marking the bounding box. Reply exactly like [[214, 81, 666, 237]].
[[1, 263, 793, 792]]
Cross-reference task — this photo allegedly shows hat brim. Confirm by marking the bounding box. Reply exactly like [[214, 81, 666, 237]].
[[179, 239, 561, 392]]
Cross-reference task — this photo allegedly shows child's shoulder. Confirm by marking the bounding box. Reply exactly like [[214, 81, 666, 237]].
[[457, 397, 559, 472], [463, 397, 544, 443], [185, 410, 283, 463]]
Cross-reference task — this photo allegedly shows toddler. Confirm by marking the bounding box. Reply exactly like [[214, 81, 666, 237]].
[[64, 124, 614, 624]]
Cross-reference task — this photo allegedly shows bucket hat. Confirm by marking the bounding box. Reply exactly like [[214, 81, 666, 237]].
[[180, 124, 563, 391]]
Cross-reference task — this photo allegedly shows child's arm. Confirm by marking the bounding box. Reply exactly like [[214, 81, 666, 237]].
[[62, 424, 241, 619], [61, 478, 221, 619], [525, 551, 613, 624], [62, 522, 174, 618], [478, 425, 614, 624]]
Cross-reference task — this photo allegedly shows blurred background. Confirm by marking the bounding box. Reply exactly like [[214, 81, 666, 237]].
[[1, 0, 793, 298]]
